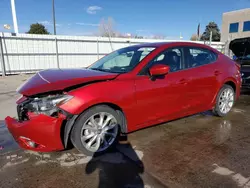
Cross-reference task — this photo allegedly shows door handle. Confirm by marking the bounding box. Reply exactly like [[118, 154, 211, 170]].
[[178, 79, 189, 85], [214, 70, 222, 76]]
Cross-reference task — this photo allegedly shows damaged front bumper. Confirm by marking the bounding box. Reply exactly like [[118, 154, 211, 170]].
[[5, 113, 66, 152]]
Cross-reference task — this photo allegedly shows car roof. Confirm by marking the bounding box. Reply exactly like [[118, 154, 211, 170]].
[[132, 42, 171, 48], [132, 41, 215, 49]]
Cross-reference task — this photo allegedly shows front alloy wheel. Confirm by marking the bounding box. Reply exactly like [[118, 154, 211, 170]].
[[81, 112, 119, 153], [71, 105, 121, 156]]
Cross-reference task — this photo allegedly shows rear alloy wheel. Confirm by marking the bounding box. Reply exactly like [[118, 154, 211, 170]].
[[213, 85, 235, 117], [71, 105, 121, 156]]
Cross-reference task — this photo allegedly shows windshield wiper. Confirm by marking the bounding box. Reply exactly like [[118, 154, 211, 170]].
[[89, 68, 112, 72], [89, 68, 126, 74]]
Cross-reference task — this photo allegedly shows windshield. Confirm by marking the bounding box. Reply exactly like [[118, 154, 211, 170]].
[[88, 46, 156, 73]]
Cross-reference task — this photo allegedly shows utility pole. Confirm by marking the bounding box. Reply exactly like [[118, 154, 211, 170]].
[[179, 32, 183, 40], [52, 0, 56, 35], [209, 31, 212, 46], [10, 0, 19, 33]]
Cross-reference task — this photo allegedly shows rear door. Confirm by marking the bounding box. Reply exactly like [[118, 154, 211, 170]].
[[182, 46, 220, 113]]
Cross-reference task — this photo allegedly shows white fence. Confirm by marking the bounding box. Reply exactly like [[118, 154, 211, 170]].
[[0, 32, 225, 76]]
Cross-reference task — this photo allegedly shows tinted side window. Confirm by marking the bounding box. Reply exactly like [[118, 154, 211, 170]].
[[139, 48, 183, 75], [186, 47, 217, 68]]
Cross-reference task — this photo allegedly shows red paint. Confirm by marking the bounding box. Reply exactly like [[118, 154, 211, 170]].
[[5, 42, 242, 152], [149, 64, 170, 76], [18, 68, 118, 96], [5, 113, 65, 152]]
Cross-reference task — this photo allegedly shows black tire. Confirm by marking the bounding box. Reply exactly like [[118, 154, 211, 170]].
[[213, 84, 235, 117], [70, 105, 121, 156]]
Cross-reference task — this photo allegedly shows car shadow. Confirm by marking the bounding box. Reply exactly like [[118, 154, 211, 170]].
[[199, 110, 214, 116], [85, 135, 144, 188]]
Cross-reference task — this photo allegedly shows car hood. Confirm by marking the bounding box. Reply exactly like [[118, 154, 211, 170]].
[[229, 37, 250, 58], [17, 68, 119, 96]]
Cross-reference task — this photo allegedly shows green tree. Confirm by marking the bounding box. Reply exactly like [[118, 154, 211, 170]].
[[200, 22, 221, 41], [27, 23, 50, 34]]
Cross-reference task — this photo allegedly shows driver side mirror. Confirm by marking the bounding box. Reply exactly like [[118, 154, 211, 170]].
[[149, 64, 170, 77]]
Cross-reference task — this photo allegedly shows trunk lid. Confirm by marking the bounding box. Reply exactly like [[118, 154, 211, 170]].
[[229, 37, 250, 58]]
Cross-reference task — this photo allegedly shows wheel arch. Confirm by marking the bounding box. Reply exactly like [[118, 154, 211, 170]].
[[211, 78, 237, 108], [62, 102, 127, 148]]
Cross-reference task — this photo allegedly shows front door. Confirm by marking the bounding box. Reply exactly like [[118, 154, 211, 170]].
[[134, 47, 190, 127]]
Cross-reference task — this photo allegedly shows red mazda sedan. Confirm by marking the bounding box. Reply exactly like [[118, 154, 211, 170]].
[[5, 42, 241, 155]]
